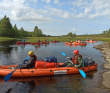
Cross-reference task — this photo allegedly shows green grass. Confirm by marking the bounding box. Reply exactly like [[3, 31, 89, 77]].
[[0, 37, 18, 41], [26, 36, 110, 43], [26, 36, 78, 42], [0, 36, 110, 42], [77, 36, 110, 42], [26, 36, 110, 42]]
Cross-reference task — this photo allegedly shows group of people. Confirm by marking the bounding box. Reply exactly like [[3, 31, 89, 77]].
[[18, 49, 83, 69], [38, 39, 48, 43]]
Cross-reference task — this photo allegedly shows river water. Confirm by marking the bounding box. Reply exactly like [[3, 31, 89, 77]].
[[0, 41, 109, 93]]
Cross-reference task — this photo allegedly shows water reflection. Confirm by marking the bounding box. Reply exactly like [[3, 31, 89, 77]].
[[0, 40, 108, 93], [0, 74, 86, 93], [65, 44, 87, 48], [0, 41, 16, 54], [33, 44, 49, 49]]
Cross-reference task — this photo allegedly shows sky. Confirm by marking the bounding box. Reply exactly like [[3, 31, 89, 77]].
[[0, 0, 110, 36]]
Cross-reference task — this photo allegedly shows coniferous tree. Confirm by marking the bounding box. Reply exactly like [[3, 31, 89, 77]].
[[33, 26, 43, 37], [0, 15, 14, 37], [13, 24, 19, 37]]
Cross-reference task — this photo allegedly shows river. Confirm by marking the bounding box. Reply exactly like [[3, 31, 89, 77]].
[[0, 41, 109, 93]]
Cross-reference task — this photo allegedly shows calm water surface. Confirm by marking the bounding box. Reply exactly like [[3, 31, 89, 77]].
[[0, 41, 109, 93]]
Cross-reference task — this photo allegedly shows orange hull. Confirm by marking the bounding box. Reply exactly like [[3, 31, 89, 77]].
[[86, 40, 98, 43], [73, 42, 87, 45], [0, 63, 98, 77], [42, 42, 49, 44], [65, 42, 73, 45], [17, 42, 31, 45]]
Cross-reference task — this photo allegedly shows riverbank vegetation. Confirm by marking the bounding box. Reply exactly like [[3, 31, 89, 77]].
[[0, 15, 110, 42], [0, 35, 110, 42], [0, 37, 18, 41], [0, 15, 47, 37], [25, 36, 110, 42]]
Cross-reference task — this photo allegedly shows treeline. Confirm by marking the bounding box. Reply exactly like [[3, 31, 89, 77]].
[[0, 15, 47, 37], [67, 32, 76, 37], [79, 29, 110, 38], [102, 29, 110, 37]]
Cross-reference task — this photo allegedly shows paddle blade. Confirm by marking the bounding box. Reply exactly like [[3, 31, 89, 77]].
[[4, 71, 14, 82], [78, 69, 86, 78], [61, 52, 66, 56]]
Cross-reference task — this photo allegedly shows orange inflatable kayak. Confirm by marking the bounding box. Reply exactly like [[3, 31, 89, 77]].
[[17, 41, 31, 45], [42, 42, 49, 44], [51, 41, 60, 43], [65, 42, 73, 45], [73, 42, 87, 45], [0, 61, 98, 77], [86, 40, 98, 43]]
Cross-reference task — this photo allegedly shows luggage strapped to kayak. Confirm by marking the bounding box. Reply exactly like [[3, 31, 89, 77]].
[[43, 56, 57, 63]]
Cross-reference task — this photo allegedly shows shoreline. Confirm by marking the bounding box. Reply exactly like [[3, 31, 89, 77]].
[[93, 42, 110, 89]]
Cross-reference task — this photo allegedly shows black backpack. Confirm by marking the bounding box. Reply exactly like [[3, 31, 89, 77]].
[[83, 57, 95, 66]]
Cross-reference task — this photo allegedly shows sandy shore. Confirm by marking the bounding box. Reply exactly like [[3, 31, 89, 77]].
[[93, 42, 110, 89]]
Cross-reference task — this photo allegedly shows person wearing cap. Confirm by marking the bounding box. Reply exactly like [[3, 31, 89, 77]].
[[21, 51, 37, 69], [59, 50, 83, 67]]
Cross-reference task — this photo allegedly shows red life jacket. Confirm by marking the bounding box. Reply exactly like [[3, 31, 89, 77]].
[[72, 54, 82, 64]]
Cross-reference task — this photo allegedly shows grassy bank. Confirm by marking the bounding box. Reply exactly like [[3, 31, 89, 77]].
[[77, 36, 110, 42], [0, 36, 110, 42], [26, 36, 110, 42], [0, 37, 18, 41], [26, 36, 77, 42]]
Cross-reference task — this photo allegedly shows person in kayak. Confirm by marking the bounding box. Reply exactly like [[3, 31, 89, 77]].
[[70, 40, 73, 43], [45, 39, 48, 43], [21, 51, 37, 69], [38, 39, 40, 43], [59, 50, 83, 67], [22, 40, 25, 43]]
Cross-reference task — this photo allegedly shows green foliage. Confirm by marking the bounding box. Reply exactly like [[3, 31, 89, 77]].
[[0, 15, 46, 37], [67, 32, 76, 37], [0, 15, 14, 37], [102, 29, 110, 37], [33, 26, 43, 37]]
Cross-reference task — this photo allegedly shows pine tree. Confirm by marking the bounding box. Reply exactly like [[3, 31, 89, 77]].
[[0, 15, 14, 37]]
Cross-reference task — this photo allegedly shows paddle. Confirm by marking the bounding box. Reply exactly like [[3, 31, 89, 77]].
[[61, 52, 86, 78], [4, 56, 30, 82], [4, 64, 22, 82]]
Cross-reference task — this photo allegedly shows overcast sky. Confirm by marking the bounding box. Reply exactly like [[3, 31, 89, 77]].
[[0, 0, 110, 36]]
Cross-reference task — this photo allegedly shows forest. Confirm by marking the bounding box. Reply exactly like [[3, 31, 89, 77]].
[[0, 15, 47, 37]]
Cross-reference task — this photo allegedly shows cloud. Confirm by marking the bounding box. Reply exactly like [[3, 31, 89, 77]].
[[41, 0, 51, 4], [0, 0, 53, 23], [1, 0, 110, 24], [72, 28, 76, 31], [45, 6, 71, 19], [53, 0, 59, 4], [71, 0, 110, 19], [29, 0, 38, 3], [89, 1, 110, 18], [10, 7, 53, 23], [72, 0, 88, 7]]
